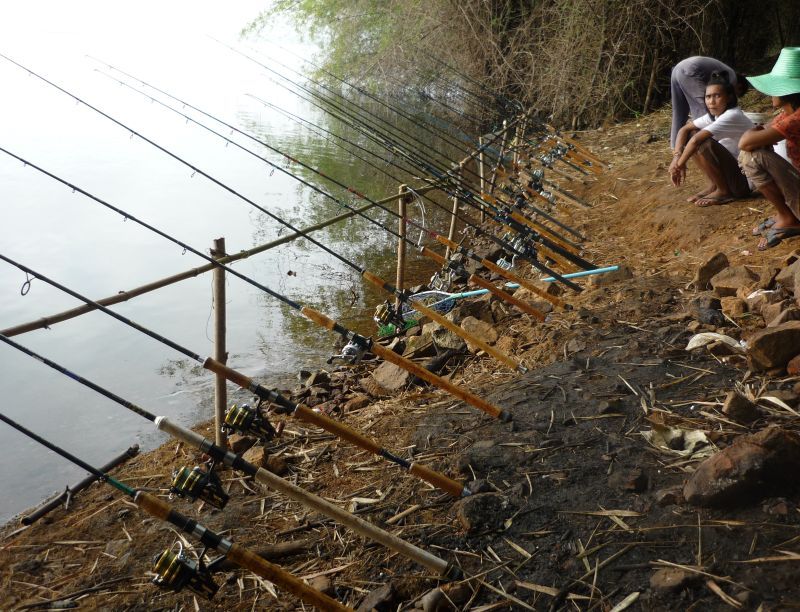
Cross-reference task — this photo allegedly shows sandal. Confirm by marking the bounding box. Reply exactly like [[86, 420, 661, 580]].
[[758, 225, 800, 251], [752, 217, 776, 236]]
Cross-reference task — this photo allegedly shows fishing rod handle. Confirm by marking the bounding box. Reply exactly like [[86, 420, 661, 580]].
[[295, 405, 466, 497], [467, 275, 546, 322], [480, 259, 566, 309], [370, 342, 510, 422], [419, 246, 446, 265], [134, 492, 352, 611], [154, 417, 454, 577], [409, 463, 469, 498]]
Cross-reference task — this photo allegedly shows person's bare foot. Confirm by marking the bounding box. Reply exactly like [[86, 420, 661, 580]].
[[687, 185, 715, 203], [752, 217, 776, 236], [695, 189, 734, 207]]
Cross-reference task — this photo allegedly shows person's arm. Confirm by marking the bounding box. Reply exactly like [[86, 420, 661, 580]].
[[669, 120, 712, 186], [739, 125, 784, 151]]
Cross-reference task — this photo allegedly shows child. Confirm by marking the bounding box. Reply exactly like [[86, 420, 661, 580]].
[[739, 47, 800, 250], [669, 71, 753, 207]]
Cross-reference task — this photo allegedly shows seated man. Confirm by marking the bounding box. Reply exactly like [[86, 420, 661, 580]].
[[670, 71, 753, 206], [739, 47, 800, 250]]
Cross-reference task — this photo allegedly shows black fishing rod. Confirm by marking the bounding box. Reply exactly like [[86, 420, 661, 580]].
[[95, 65, 587, 288], [0, 251, 475, 495], [271, 42, 495, 164], [0, 410, 353, 609], [93, 73, 543, 357], [0, 334, 454, 577], [409, 63, 504, 120], [417, 51, 522, 115], [251, 64, 592, 251]]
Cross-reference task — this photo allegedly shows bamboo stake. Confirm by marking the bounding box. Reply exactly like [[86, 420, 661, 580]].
[[395, 185, 408, 310], [478, 136, 486, 223], [211, 237, 227, 449], [445, 164, 463, 259]]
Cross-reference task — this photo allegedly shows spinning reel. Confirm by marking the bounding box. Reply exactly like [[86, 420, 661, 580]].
[[222, 400, 280, 441], [170, 460, 229, 510], [152, 542, 220, 600]]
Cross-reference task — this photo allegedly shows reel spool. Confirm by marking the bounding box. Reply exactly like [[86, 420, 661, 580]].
[[222, 402, 278, 440], [170, 463, 229, 510], [152, 542, 219, 600]]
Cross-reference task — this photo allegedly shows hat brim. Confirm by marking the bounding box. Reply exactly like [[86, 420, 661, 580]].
[[747, 74, 800, 96]]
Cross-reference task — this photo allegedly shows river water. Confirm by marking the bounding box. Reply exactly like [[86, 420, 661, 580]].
[[0, 1, 455, 523]]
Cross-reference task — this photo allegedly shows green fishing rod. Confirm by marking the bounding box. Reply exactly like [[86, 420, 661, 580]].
[[0, 334, 455, 577], [0, 410, 353, 610], [94, 67, 584, 295], [0, 250, 475, 493]]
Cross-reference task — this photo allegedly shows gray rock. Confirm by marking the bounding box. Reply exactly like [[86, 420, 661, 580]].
[[460, 316, 499, 353], [371, 361, 413, 392]]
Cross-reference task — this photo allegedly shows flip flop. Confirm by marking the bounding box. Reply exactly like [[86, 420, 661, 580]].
[[758, 225, 800, 251], [752, 217, 776, 236], [695, 195, 735, 207]]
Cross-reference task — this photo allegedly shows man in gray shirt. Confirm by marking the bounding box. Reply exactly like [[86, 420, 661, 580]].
[[671, 56, 738, 149]]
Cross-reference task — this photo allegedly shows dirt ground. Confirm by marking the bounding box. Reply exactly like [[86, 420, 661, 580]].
[[3, 106, 800, 611]]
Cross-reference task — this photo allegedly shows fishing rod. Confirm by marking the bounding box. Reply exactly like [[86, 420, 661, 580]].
[[0, 411, 352, 609], [0, 251, 474, 498], [0, 56, 525, 416], [90, 65, 584, 300], [95, 73, 527, 371], [254, 68, 594, 260], [270, 42, 499, 166], [0, 333, 456, 577]]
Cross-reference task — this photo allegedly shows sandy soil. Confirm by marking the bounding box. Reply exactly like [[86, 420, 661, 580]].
[[2, 106, 800, 611]]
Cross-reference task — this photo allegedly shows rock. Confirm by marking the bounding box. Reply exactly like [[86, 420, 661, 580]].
[[357, 583, 396, 612], [587, 264, 633, 287], [787, 354, 800, 376], [371, 361, 413, 392], [308, 385, 330, 399], [722, 391, 760, 424], [684, 426, 800, 506], [266, 455, 289, 476], [692, 252, 729, 290], [227, 434, 257, 455], [403, 332, 437, 358], [304, 370, 330, 388], [757, 266, 781, 290], [359, 376, 389, 398], [761, 299, 791, 322], [432, 328, 467, 352], [747, 321, 800, 371], [720, 297, 747, 318], [688, 294, 725, 325], [449, 300, 493, 325], [453, 493, 508, 533], [710, 265, 759, 297], [344, 394, 370, 412], [242, 445, 269, 469], [650, 567, 698, 593], [768, 306, 800, 327], [460, 316, 498, 353], [491, 300, 510, 322], [608, 467, 648, 493], [746, 289, 784, 313], [308, 576, 334, 596], [775, 259, 800, 288], [653, 487, 684, 506], [768, 388, 800, 408]]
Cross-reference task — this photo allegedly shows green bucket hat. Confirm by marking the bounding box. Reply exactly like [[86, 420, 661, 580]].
[[747, 47, 800, 96]]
